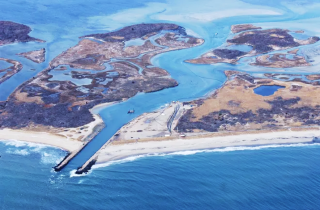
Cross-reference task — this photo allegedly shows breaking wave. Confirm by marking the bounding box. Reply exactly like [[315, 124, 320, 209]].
[[70, 169, 93, 177], [1, 139, 66, 165]]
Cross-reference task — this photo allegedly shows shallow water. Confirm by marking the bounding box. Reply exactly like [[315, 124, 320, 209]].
[[289, 32, 311, 40], [124, 38, 146, 48], [1, 0, 320, 209]]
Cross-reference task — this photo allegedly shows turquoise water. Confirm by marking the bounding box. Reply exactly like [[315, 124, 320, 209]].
[[254, 85, 285, 96], [2, 0, 320, 209]]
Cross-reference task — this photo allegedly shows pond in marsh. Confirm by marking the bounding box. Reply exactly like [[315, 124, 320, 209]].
[[254, 85, 285, 96]]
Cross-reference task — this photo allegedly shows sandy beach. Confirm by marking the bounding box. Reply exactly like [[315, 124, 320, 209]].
[[96, 130, 320, 163], [0, 128, 82, 151], [0, 112, 104, 152]]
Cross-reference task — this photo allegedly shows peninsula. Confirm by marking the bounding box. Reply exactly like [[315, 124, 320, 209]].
[[17, 48, 46, 63], [231, 24, 262, 33], [0, 21, 44, 46], [0, 58, 23, 84], [0, 23, 204, 154], [0, 21, 44, 84], [90, 71, 320, 166]]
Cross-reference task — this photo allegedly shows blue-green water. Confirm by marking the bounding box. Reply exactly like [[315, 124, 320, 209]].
[[1, 0, 320, 209]]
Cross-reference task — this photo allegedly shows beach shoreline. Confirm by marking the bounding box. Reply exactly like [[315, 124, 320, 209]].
[[0, 128, 82, 151], [0, 108, 106, 152], [96, 129, 320, 163]]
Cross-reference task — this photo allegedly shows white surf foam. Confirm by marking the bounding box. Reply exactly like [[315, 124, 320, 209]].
[[6, 148, 30, 156], [92, 153, 162, 170], [2, 139, 47, 149], [41, 152, 63, 165], [78, 179, 85, 184], [70, 169, 93, 178], [170, 143, 320, 155], [1, 139, 66, 165], [49, 174, 66, 188]]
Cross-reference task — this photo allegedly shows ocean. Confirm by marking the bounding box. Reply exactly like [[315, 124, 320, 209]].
[[1, 0, 320, 209], [1, 141, 320, 209]]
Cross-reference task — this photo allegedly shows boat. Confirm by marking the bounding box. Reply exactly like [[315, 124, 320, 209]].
[[127, 109, 135, 114]]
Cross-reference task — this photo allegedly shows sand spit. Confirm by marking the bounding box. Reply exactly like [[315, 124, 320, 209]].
[[96, 130, 320, 163]]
